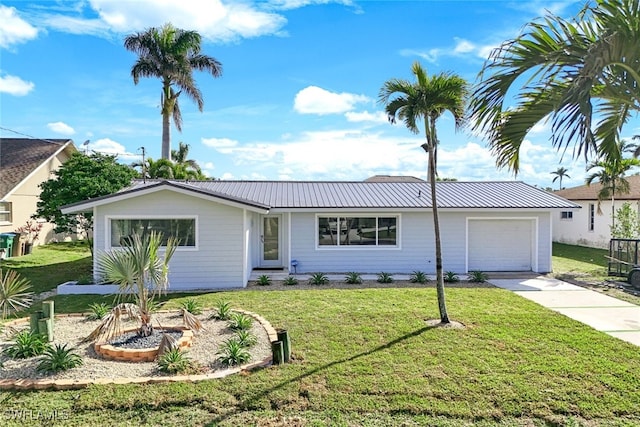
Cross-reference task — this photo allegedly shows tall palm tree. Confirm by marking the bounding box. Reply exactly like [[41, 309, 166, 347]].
[[469, 0, 640, 172], [124, 23, 223, 160], [379, 62, 468, 324], [551, 167, 570, 190]]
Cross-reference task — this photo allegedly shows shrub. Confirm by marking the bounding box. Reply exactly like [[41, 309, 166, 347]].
[[444, 271, 460, 283], [256, 275, 272, 286], [344, 272, 362, 284], [228, 312, 253, 331], [211, 300, 232, 320], [282, 276, 299, 286], [377, 272, 393, 283], [36, 344, 83, 373], [3, 331, 50, 359], [157, 348, 192, 374], [410, 271, 428, 284], [469, 270, 489, 283], [308, 273, 329, 285], [235, 330, 257, 348], [0, 269, 33, 319], [180, 298, 203, 315], [86, 302, 111, 320], [217, 338, 251, 367]]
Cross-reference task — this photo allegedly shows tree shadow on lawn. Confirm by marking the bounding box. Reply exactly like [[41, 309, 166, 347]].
[[205, 322, 446, 426], [1, 258, 93, 294]]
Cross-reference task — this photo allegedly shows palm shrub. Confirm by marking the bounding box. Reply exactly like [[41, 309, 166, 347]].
[[0, 269, 33, 319], [256, 275, 272, 286], [469, 270, 489, 283], [377, 272, 393, 283], [36, 344, 83, 373], [217, 338, 251, 367], [308, 272, 329, 285], [410, 271, 428, 284], [180, 298, 203, 315], [344, 272, 362, 284], [85, 231, 178, 342], [211, 300, 232, 320], [235, 330, 257, 348], [157, 348, 192, 374], [86, 302, 111, 320], [228, 312, 253, 331], [282, 276, 298, 286], [3, 331, 49, 359], [444, 271, 460, 283]]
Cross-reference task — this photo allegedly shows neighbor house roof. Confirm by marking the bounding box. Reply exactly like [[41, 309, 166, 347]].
[[0, 138, 76, 199], [555, 174, 640, 201], [62, 179, 579, 213], [364, 175, 425, 183]]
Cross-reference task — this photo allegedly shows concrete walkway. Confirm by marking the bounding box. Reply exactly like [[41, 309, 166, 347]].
[[489, 276, 640, 346]]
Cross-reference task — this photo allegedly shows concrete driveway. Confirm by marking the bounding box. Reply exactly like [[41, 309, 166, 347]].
[[489, 276, 640, 346]]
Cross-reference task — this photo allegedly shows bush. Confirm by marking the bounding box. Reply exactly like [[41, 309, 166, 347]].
[[410, 271, 428, 284], [344, 272, 362, 284], [308, 273, 329, 285], [235, 330, 257, 348], [377, 272, 393, 283], [444, 271, 460, 283], [3, 331, 50, 359], [157, 348, 192, 374], [180, 298, 203, 315], [256, 275, 272, 286], [86, 302, 111, 320], [217, 338, 251, 367], [36, 344, 83, 373], [282, 276, 299, 286], [211, 300, 232, 320], [469, 270, 489, 283], [228, 312, 253, 331]]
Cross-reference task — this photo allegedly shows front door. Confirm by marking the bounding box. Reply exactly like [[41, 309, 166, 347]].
[[261, 215, 281, 267]]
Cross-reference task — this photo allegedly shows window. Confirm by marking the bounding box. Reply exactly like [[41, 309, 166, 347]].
[[110, 218, 196, 247], [318, 216, 397, 247], [560, 211, 573, 220], [0, 202, 11, 224], [588, 204, 595, 231]]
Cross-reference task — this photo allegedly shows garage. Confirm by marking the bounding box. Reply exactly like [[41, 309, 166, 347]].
[[467, 219, 534, 271]]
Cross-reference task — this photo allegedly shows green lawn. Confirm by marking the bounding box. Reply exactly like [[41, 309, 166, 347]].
[[1, 242, 639, 426]]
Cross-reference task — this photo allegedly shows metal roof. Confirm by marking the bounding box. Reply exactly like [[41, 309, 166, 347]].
[[117, 179, 579, 210]]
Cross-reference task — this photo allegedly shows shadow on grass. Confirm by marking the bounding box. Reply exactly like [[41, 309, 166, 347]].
[[205, 322, 444, 426], [1, 258, 93, 294]]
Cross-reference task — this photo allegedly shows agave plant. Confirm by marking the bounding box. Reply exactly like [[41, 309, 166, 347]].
[[85, 231, 177, 342], [0, 269, 33, 319]]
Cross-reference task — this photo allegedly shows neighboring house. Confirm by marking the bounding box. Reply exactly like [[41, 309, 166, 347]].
[[553, 175, 640, 249], [61, 179, 578, 291], [0, 138, 77, 249]]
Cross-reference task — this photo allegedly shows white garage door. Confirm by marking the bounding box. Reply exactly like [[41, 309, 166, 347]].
[[468, 219, 533, 271]]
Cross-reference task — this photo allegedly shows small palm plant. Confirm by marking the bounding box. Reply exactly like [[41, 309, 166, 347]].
[[3, 331, 49, 359], [211, 300, 232, 320], [157, 348, 192, 374], [444, 271, 460, 283], [0, 269, 33, 319], [469, 270, 489, 283], [377, 272, 393, 283], [85, 232, 179, 342], [86, 302, 111, 321], [308, 273, 329, 285], [256, 275, 272, 286], [180, 298, 203, 315], [36, 344, 83, 373], [282, 276, 298, 286], [217, 338, 251, 367], [344, 272, 363, 284], [228, 312, 253, 331], [410, 271, 428, 284]]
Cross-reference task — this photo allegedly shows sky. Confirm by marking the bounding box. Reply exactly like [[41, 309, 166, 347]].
[[1, 0, 638, 189]]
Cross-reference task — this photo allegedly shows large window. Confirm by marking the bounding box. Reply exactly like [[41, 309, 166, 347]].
[[110, 218, 196, 247], [318, 216, 397, 247], [0, 202, 11, 224]]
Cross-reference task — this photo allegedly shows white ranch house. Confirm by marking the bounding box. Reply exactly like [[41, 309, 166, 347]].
[[62, 179, 578, 291]]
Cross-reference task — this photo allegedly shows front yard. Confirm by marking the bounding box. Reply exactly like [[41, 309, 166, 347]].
[[0, 242, 638, 426]]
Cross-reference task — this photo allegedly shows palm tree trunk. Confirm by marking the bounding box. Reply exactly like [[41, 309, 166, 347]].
[[162, 111, 171, 161], [422, 142, 450, 323]]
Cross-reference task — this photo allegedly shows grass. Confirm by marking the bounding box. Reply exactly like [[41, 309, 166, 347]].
[[1, 287, 638, 426], [0, 241, 92, 294]]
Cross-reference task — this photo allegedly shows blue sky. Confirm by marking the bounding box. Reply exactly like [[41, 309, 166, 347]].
[[2, 0, 635, 188]]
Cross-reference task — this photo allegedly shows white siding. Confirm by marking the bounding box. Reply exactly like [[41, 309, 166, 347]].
[[95, 190, 245, 289], [552, 200, 628, 249]]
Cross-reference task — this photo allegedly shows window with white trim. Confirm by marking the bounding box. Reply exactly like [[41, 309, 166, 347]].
[[588, 204, 595, 231], [110, 218, 196, 247], [317, 216, 397, 247], [0, 202, 12, 224], [560, 211, 573, 220]]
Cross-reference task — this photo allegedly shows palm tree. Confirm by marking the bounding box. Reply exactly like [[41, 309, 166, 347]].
[[379, 62, 468, 324], [468, 0, 640, 172], [551, 167, 570, 190], [585, 152, 640, 228], [171, 142, 206, 179], [124, 23, 223, 160], [86, 232, 179, 341]]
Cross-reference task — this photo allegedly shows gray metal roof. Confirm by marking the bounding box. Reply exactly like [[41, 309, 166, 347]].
[[119, 179, 579, 209]]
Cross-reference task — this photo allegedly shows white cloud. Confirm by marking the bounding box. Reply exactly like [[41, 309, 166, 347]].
[[399, 48, 440, 63], [401, 38, 499, 63], [47, 122, 75, 135], [345, 110, 388, 124], [294, 86, 370, 115], [453, 38, 475, 54], [0, 73, 34, 96], [202, 137, 239, 153], [268, 0, 353, 10], [90, 138, 139, 160], [0, 6, 38, 49]]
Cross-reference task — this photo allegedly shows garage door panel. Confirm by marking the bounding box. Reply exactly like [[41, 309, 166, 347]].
[[468, 220, 532, 271]]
